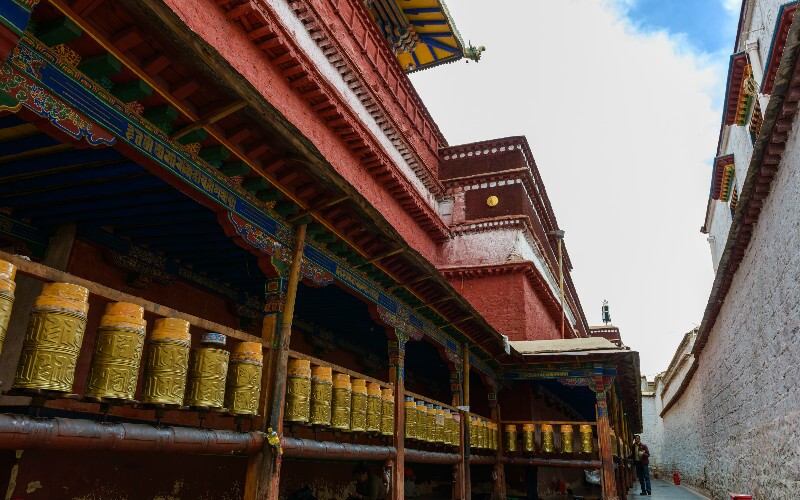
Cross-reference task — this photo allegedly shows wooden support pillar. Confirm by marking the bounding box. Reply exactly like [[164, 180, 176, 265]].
[[462, 343, 471, 500], [243, 224, 306, 500], [491, 400, 506, 500], [593, 367, 618, 500], [450, 369, 463, 500], [388, 337, 406, 500]]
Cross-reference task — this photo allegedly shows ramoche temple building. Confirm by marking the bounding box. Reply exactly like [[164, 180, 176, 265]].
[[0, 1, 641, 499]]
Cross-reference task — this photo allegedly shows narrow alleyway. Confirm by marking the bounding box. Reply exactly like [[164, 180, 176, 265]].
[[629, 479, 709, 499]]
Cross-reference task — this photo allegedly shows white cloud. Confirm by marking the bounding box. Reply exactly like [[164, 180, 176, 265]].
[[722, 0, 742, 14], [411, 0, 723, 375]]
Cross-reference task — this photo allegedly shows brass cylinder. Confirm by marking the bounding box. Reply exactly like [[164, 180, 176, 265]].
[[380, 388, 393, 436], [0, 260, 16, 357], [310, 365, 332, 426], [350, 378, 368, 432], [404, 396, 416, 439], [433, 405, 445, 443], [331, 373, 351, 430], [453, 413, 461, 447], [285, 359, 311, 423], [580, 424, 594, 453], [442, 409, 452, 445], [541, 424, 555, 453], [224, 341, 263, 415], [185, 333, 229, 409], [481, 420, 488, 449], [14, 283, 89, 392], [141, 318, 191, 405], [416, 401, 427, 441], [425, 403, 435, 442], [504, 424, 517, 452], [366, 382, 382, 433], [561, 424, 574, 453], [85, 302, 146, 400], [469, 416, 477, 450], [522, 423, 535, 452], [491, 422, 498, 450]]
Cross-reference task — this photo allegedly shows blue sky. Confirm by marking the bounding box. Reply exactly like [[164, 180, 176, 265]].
[[621, 0, 739, 55]]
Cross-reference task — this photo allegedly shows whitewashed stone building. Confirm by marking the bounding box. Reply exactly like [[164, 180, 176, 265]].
[[657, 1, 800, 498]]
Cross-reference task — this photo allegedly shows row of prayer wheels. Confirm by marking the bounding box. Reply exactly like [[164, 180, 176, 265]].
[[284, 359, 394, 435], [0, 267, 263, 415], [469, 416, 498, 451], [503, 423, 595, 454], [404, 397, 460, 447]]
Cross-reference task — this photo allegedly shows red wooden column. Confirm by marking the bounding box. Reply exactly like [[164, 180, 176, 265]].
[[593, 367, 619, 500], [450, 368, 464, 500], [242, 225, 306, 500], [388, 337, 406, 500]]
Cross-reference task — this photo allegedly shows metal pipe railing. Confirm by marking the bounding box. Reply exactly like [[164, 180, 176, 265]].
[[281, 436, 396, 461], [0, 413, 264, 455]]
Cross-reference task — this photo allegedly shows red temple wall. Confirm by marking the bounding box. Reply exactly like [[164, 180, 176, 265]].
[[161, 0, 440, 262], [448, 272, 560, 341]]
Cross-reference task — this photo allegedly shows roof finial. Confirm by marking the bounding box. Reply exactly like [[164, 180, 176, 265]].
[[602, 300, 611, 325], [464, 41, 485, 63]]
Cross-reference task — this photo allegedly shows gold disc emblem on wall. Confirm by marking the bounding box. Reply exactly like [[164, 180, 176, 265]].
[[486, 195, 499, 207]]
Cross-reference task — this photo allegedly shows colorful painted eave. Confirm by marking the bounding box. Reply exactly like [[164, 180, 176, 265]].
[[721, 52, 750, 126], [762, 2, 797, 95], [710, 154, 735, 201], [365, 0, 482, 73]]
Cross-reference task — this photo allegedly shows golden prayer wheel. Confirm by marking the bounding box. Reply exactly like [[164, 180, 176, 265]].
[[85, 302, 146, 401], [404, 396, 417, 439], [469, 416, 478, 449], [310, 365, 333, 426], [365, 382, 382, 433], [185, 333, 229, 409], [14, 282, 89, 392], [481, 420, 489, 449], [453, 413, 461, 446], [284, 359, 312, 422], [505, 424, 517, 452], [224, 341, 263, 415], [580, 424, 594, 453], [442, 409, 452, 445], [331, 373, 351, 430], [0, 260, 16, 357], [141, 318, 191, 405], [350, 378, 368, 432], [561, 424, 574, 453], [541, 424, 555, 453], [380, 388, 393, 436], [491, 422, 498, 450], [416, 401, 428, 441], [434, 405, 445, 443], [425, 403, 435, 442], [522, 423, 535, 452]]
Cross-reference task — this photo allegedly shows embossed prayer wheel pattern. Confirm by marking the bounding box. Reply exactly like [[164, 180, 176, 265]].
[[14, 283, 89, 392], [434, 406, 445, 443], [522, 424, 535, 452], [285, 359, 311, 423], [85, 302, 146, 401], [141, 318, 191, 405], [541, 424, 555, 453], [580, 424, 594, 453], [365, 383, 382, 433], [380, 388, 393, 436], [310, 365, 332, 426], [0, 260, 16, 357], [350, 379, 367, 432], [185, 335, 229, 409], [505, 425, 517, 452], [404, 397, 416, 439], [561, 425, 574, 453], [224, 342, 263, 416], [331, 374, 351, 430]]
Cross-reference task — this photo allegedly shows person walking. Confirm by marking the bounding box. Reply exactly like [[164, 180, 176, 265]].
[[631, 434, 651, 495]]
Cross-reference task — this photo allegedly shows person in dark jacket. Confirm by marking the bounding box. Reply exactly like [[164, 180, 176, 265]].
[[348, 463, 386, 500], [631, 435, 651, 495]]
